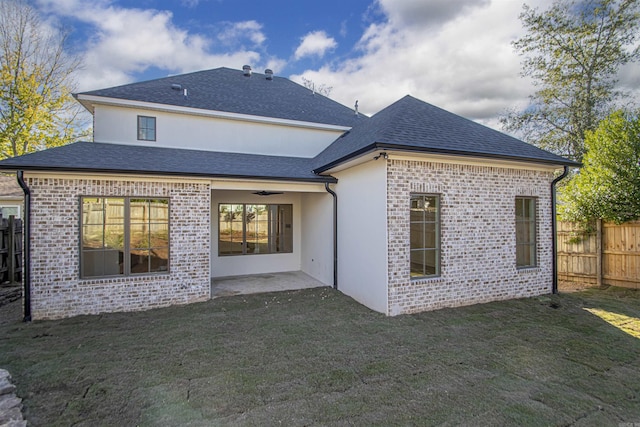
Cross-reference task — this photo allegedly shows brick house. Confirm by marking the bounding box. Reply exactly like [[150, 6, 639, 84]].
[[0, 67, 577, 319]]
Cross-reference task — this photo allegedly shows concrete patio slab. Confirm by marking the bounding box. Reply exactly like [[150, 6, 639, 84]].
[[211, 271, 329, 298]]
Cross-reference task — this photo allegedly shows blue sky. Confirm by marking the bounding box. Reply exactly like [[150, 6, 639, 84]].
[[31, 0, 640, 126]]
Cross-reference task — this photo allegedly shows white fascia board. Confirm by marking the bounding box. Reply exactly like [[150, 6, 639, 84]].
[[76, 94, 352, 132], [21, 171, 329, 192], [323, 150, 565, 174], [23, 171, 213, 184]]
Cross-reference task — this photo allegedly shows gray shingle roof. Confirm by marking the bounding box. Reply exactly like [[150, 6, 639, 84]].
[[77, 67, 365, 128], [0, 142, 336, 183], [313, 95, 579, 172], [1, 93, 577, 183]]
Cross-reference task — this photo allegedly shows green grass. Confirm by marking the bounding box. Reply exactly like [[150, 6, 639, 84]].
[[1, 286, 639, 426]]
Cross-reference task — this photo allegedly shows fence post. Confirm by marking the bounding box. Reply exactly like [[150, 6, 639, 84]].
[[596, 219, 602, 287], [8, 216, 15, 284]]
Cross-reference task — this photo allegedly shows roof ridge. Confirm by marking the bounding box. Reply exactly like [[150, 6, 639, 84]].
[[76, 67, 226, 95], [75, 67, 364, 127], [313, 95, 578, 172]]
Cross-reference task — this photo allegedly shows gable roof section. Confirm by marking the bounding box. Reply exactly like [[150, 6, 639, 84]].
[[313, 95, 579, 172], [0, 142, 336, 183], [77, 67, 365, 128]]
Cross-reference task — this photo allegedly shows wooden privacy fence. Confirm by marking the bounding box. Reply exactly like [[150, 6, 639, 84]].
[[0, 216, 22, 285], [558, 220, 640, 289]]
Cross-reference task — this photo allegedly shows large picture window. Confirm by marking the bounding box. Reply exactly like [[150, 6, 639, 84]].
[[81, 197, 169, 278], [515, 197, 537, 268], [410, 194, 440, 278], [219, 203, 293, 256]]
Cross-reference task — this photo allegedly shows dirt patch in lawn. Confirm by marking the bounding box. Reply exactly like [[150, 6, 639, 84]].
[[558, 281, 602, 293], [1, 286, 639, 426]]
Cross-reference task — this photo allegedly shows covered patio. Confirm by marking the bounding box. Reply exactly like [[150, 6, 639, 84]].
[[210, 181, 336, 294]]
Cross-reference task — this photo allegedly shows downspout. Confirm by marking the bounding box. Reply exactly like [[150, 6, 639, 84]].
[[551, 166, 569, 295], [16, 171, 31, 322], [324, 182, 338, 290]]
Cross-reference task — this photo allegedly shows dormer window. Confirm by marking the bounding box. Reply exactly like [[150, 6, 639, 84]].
[[137, 116, 156, 141]]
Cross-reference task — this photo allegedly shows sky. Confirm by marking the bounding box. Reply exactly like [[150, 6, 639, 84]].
[[31, 0, 640, 128]]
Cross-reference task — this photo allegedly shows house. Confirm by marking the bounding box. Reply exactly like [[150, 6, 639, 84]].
[[0, 66, 578, 320], [0, 174, 23, 219]]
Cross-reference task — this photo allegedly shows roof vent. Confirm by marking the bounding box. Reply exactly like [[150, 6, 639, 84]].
[[171, 83, 182, 91], [265, 69, 273, 80], [242, 65, 252, 76]]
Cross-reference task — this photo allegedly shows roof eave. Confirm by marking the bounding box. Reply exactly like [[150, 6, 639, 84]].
[[0, 165, 338, 184], [314, 142, 580, 174], [72, 93, 94, 114], [313, 144, 379, 174], [75, 94, 353, 131]]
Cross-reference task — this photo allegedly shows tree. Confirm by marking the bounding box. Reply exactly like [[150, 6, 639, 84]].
[[559, 109, 640, 223], [0, 0, 88, 159], [301, 77, 332, 98], [502, 0, 640, 162]]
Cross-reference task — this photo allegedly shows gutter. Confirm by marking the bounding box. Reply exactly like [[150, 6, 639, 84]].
[[0, 166, 338, 185], [551, 165, 569, 294], [324, 182, 338, 290], [313, 143, 580, 174], [16, 171, 31, 322]]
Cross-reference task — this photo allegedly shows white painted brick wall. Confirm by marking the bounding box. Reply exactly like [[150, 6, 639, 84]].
[[26, 177, 211, 319], [387, 160, 554, 315]]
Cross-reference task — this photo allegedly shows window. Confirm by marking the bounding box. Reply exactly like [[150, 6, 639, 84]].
[[81, 197, 169, 278], [137, 116, 156, 141], [410, 194, 440, 278], [0, 205, 20, 219], [218, 203, 293, 256], [516, 197, 537, 268]]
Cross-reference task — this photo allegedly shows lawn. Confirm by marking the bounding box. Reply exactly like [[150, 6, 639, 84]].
[[1, 286, 639, 426]]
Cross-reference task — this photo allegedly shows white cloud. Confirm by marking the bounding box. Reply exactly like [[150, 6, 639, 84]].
[[35, 0, 266, 91], [217, 20, 266, 47], [294, 31, 337, 60], [33, 0, 632, 131], [292, 0, 545, 125], [377, 0, 490, 28]]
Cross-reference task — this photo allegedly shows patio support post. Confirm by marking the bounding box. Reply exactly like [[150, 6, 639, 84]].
[[551, 165, 569, 295], [325, 182, 338, 290], [16, 170, 31, 322]]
